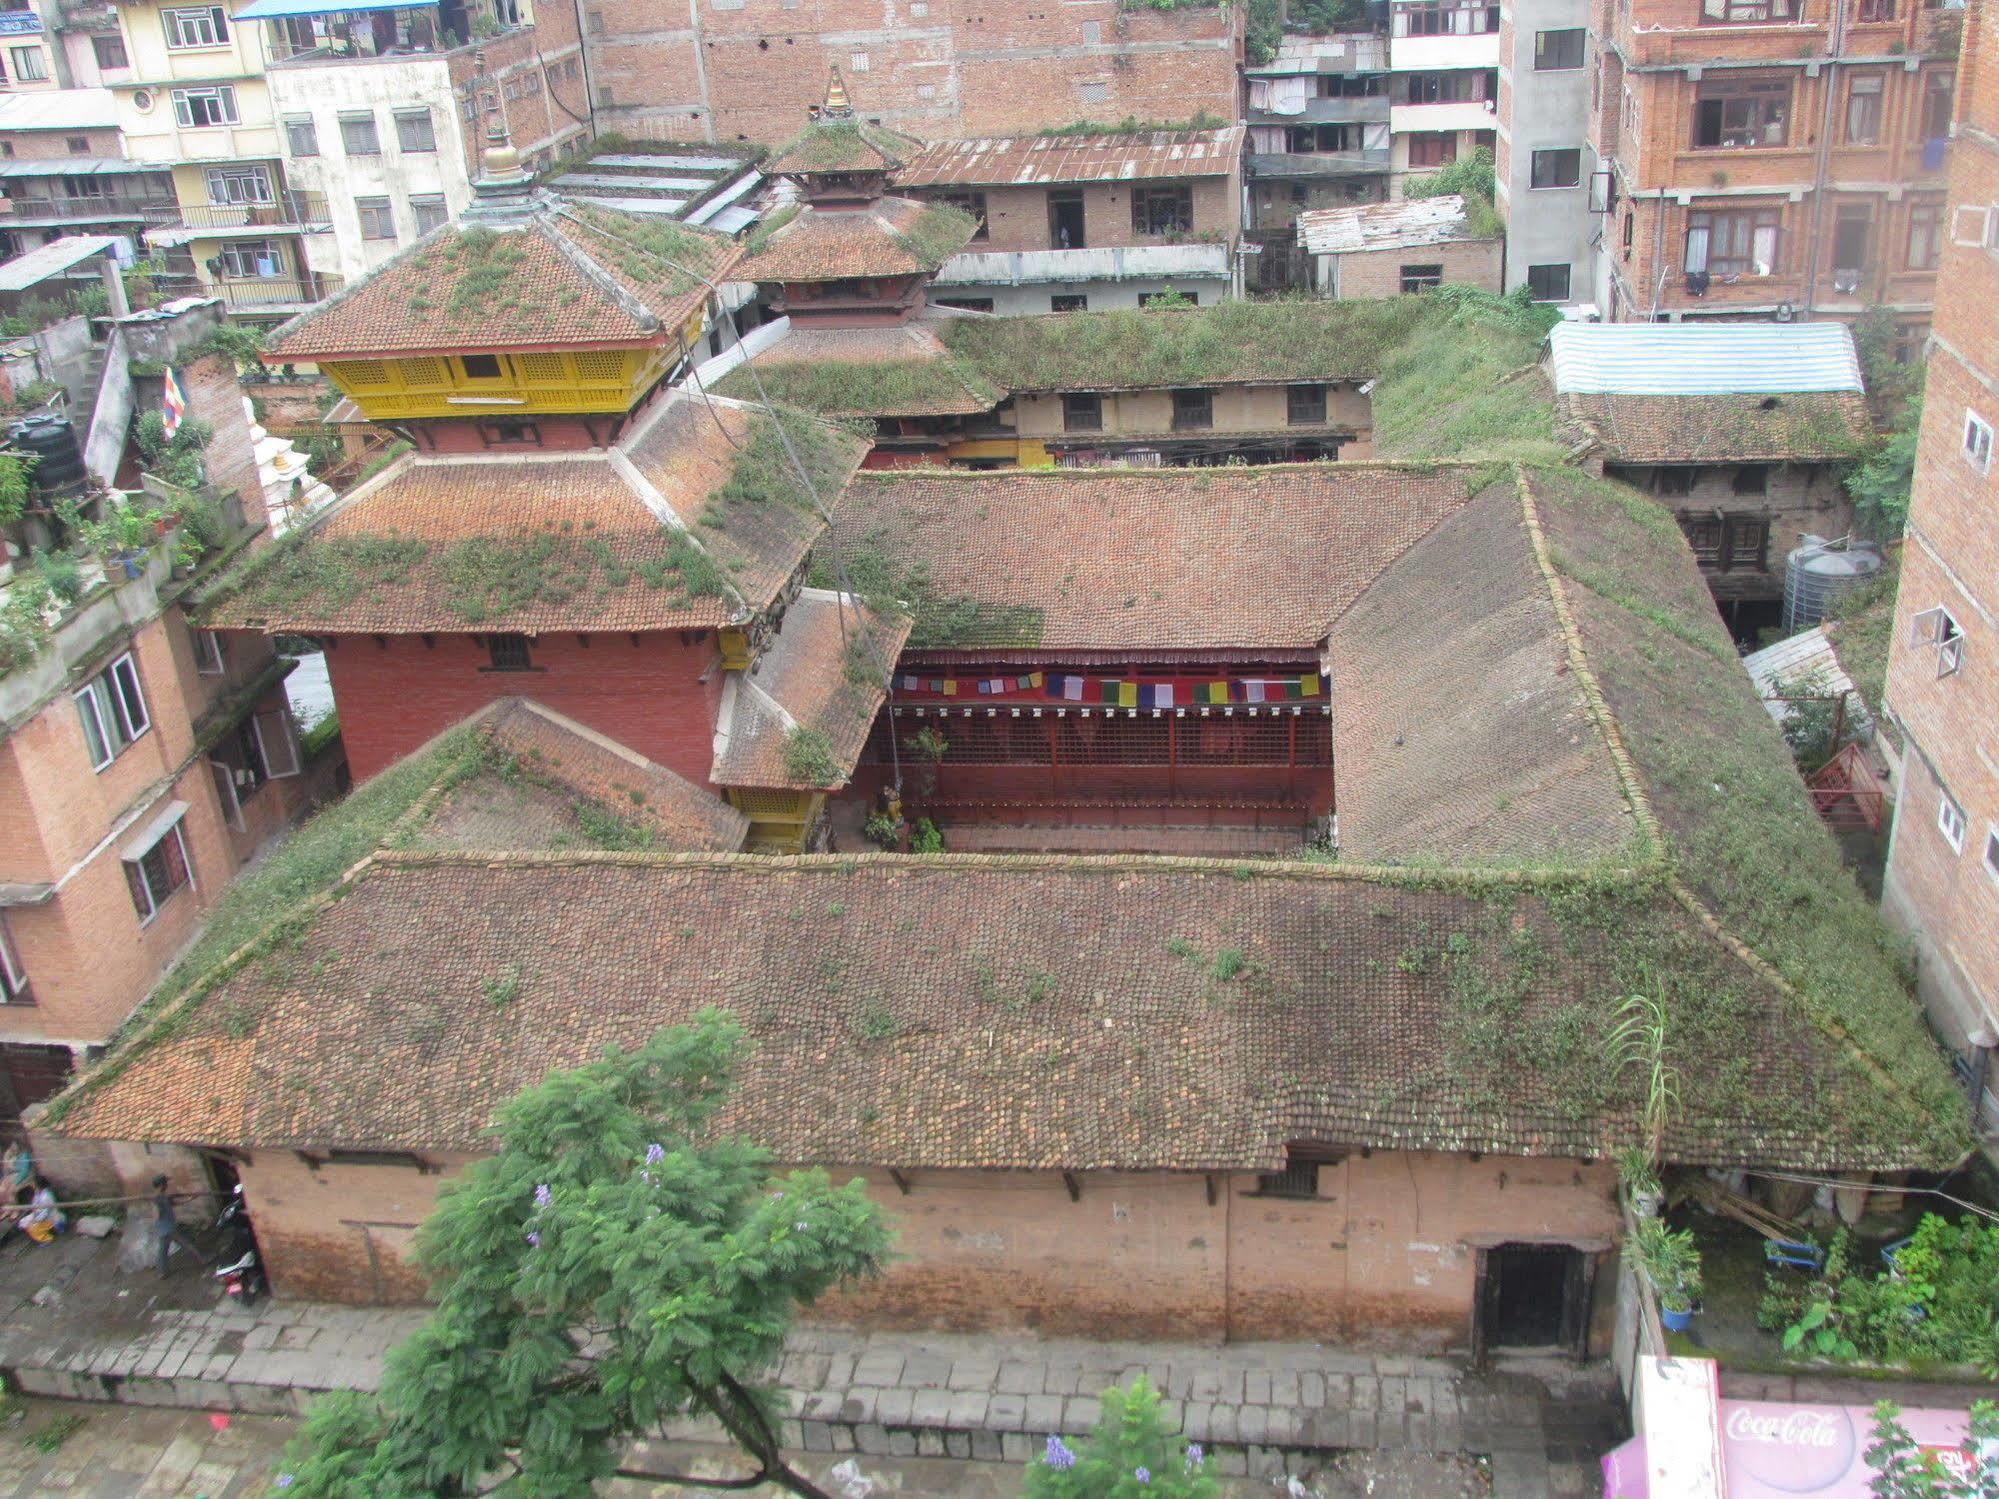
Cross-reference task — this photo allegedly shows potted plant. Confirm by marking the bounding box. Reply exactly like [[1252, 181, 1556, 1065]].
[[1634, 1216, 1703, 1333], [1616, 1144, 1663, 1219], [70, 500, 159, 581]]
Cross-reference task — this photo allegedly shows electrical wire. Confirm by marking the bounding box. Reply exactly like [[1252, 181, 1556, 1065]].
[[1734, 1168, 1998, 1224]]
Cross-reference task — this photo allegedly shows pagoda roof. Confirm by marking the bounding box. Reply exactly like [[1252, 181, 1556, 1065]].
[[768, 115, 926, 178], [263, 201, 741, 361], [732, 197, 978, 284], [200, 391, 865, 636], [708, 313, 1002, 418]]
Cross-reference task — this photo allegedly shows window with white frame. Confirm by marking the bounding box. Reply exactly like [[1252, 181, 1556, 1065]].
[[0, 918, 29, 1005], [218, 239, 283, 278], [75, 652, 150, 770], [205, 164, 271, 204], [1938, 791, 1967, 853], [1964, 410, 1994, 473], [124, 817, 192, 923], [162, 5, 229, 47], [191, 627, 224, 675], [1985, 825, 1999, 883], [393, 108, 436, 152], [10, 46, 47, 81], [1908, 604, 1965, 678], [172, 86, 239, 127]]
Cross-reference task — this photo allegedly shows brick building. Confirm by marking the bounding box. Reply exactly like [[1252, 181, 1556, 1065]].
[[1244, 30, 1393, 240], [581, 0, 1241, 147], [896, 125, 1244, 314], [1298, 193, 1504, 296], [51, 464, 1969, 1347], [0, 344, 311, 1133], [1588, 0, 1959, 326], [1547, 320, 1872, 628], [1879, 0, 1999, 1133], [0, 89, 177, 264]]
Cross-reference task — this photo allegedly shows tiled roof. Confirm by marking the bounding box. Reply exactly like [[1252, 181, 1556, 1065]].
[[768, 117, 926, 176], [896, 126, 1245, 188], [733, 198, 978, 283], [54, 853, 1942, 1172], [205, 392, 860, 635], [712, 590, 912, 790], [1298, 195, 1485, 255], [1546, 321, 1864, 396], [265, 203, 739, 361], [1327, 483, 1638, 867], [707, 317, 1002, 418], [1554, 390, 1874, 464], [418, 699, 748, 853], [827, 464, 1474, 651]]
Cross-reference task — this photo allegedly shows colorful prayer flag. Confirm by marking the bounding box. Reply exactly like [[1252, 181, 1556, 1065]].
[[1117, 681, 1138, 708], [1203, 682, 1230, 705], [1245, 680, 1267, 704], [1029, 672, 1044, 689], [1063, 676, 1084, 701], [162, 366, 187, 440], [1300, 675, 1321, 697], [942, 679, 958, 697]]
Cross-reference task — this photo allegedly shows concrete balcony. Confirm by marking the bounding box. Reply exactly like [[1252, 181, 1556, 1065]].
[[934, 243, 1234, 288], [1250, 95, 1392, 129], [1389, 32, 1500, 71], [1246, 150, 1393, 179], [1389, 100, 1499, 136]]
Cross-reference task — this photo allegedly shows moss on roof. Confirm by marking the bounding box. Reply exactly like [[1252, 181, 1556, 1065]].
[[944, 295, 1413, 392], [710, 349, 1000, 419], [769, 117, 924, 175]]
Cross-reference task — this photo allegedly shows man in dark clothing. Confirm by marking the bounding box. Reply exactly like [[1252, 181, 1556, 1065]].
[[152, 1176, 202, 1277]]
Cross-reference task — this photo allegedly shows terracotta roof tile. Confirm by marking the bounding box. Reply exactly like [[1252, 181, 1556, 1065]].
[[266, 203, 739, 361], [712, 591, 912, 790], [827, 464, 1474, 651], [896, 126, 1244, 188], [734, 197, 978, 283], [55, 854, 1937, 1172], [768, 116, 925, 176], [418, 700, 748, 853], [204, 394, 860, 636], [1555, 390, 1875, 465]]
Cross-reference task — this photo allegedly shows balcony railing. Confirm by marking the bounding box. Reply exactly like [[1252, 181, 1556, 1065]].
[[171, 191, 333, 233], [1249, 95, 1392, 127], [210, 271, 343, 310], [1, 196, 182, 225], [934, 243, 1234, 287], [1247, 149, 1393, 178]]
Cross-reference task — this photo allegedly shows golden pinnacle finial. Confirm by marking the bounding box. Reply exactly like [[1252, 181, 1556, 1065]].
[[822, 65, 853, 119]]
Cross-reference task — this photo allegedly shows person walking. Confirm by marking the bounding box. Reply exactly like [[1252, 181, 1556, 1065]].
[[152, 1176, 204, 1277]]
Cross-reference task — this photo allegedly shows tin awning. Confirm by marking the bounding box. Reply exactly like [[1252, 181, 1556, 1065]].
[[0, 234, 121, 292], [233, 0, 434, 18]]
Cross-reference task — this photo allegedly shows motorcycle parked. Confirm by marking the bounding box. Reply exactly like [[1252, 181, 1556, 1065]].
[[213, 1185, 267, 1304]]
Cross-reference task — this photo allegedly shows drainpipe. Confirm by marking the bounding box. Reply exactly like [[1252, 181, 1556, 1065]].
[[1799, 0, 1848, 321]]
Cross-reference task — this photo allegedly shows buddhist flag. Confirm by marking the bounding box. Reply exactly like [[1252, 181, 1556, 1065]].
[[1063, 676, 1085, 701], [1300, 675, 1321, 697], [1142, 683, 1176, 708], [1028, 672, 1044, 689], [1202, 681, 1231, 705], [162, 366, 187, 440], [1117, 681, 1139, 708], [1245, 680, 1268, 704], [942, 679, 958, 697]]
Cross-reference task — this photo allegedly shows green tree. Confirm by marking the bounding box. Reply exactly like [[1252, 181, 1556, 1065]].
[[1846, 379, 1923, 539], [275, 1011, 889, 1498], [1865, 1399, 1999, 1498], [1022, 1377, 1218, 1499]]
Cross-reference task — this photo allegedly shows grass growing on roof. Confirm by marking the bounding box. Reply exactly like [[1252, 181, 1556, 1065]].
[[945, 295, 1410, 392], [219, 532, 431, 619], [561, 204, 727, 294], [709, 353, 998, 417], [41, 726, 486, 1124], [1821, 551, 1900, 717], [1528, 466, 1966, 1158], [1367, 286, 1566, 465], [890, 202, 981, 270], [703, 407, 860, 523], [436, 228, 531, 322]]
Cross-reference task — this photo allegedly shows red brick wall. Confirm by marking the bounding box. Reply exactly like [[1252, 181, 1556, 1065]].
[[0, 126, 126, 162], [234, 1147, 1621, 1351], [182, 354, 268, 533], [584, 0, 1240, 146], [918, 176, 1236, 255], [1592, 0, 1951, 322], [1328, 239, 1502, 298], [325, 630, 726, 788], [446, 4, 589, 169], [1880, 0, 1999, 1068]]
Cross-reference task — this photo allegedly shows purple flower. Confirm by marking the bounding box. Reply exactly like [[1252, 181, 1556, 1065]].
[[1135, 1467, 1150, 1484], [274, 1478, 296, 1491], [1043, 1434, 1075, 1472], [525, 1231, 540, 1247], [645, 1143, 666, 1165], [533, 1183, 552, 1209]]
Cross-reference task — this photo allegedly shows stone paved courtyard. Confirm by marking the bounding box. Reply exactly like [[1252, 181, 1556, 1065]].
[[0, 1230, 1617, 1496]]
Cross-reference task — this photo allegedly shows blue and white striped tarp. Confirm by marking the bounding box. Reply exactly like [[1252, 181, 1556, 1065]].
[[1547, 321, 1864, 396]]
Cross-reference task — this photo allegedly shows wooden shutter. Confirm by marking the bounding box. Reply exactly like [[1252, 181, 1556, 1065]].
[[124, 859, 153, 919], [210, 758, 244, 832]]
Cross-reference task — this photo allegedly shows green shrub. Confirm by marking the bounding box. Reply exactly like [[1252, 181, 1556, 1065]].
[[1021, 1377, 1217, 1499]]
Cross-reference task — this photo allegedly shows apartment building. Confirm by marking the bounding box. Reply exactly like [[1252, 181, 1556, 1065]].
[[0, 4, 59, 91], [1495, 0, 1595, 303], [898, 126, 1244, 314], [1880, 0, 1997, 1131], [0, 88, 176, 262], [1588, 0, 1958, 326], [1244, 30, 1392, 234], [580, 0, 1240, 146], [255, 0, 587, 287], [1388, 0, 1501, 190]]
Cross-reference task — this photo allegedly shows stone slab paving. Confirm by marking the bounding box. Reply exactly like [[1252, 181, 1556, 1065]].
[[0, 1397, 291, 1497], [0, 1234, 1620, 1495]]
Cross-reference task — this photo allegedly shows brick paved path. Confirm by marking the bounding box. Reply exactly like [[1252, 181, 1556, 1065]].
[[0, 1233, 1620, 1496]]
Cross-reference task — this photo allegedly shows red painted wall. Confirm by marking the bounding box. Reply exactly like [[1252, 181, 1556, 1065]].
[[324, 631, 725, 787]]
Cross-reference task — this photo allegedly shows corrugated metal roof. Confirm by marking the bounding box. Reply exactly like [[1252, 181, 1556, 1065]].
[[0, 158, 145, 177], [895, 126, 1244, 188], [1547, 321, 1864, 396], [1297, 194, 1474, 254], [0, 88, 117, 132], [0, 233, 120, 290], [1741, 625, 1872, 734]]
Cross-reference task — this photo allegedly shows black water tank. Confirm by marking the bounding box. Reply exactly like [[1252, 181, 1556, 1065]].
[[9, 414, 85, 497]]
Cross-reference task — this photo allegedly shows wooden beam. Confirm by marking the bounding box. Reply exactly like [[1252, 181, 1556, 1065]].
[[888, 1168, 911, 1196], [1062, 1171, 1080, 1202], [1205, 1173, 1218, 1207]]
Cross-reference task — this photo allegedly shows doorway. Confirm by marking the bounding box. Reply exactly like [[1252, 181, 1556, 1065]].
[[1048, 190, 1086, 250], [1474, 1243, 1591, 1360]]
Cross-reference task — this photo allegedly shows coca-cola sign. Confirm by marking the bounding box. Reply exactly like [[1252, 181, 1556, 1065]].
[[1720, 1400, 1972, 1498]]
